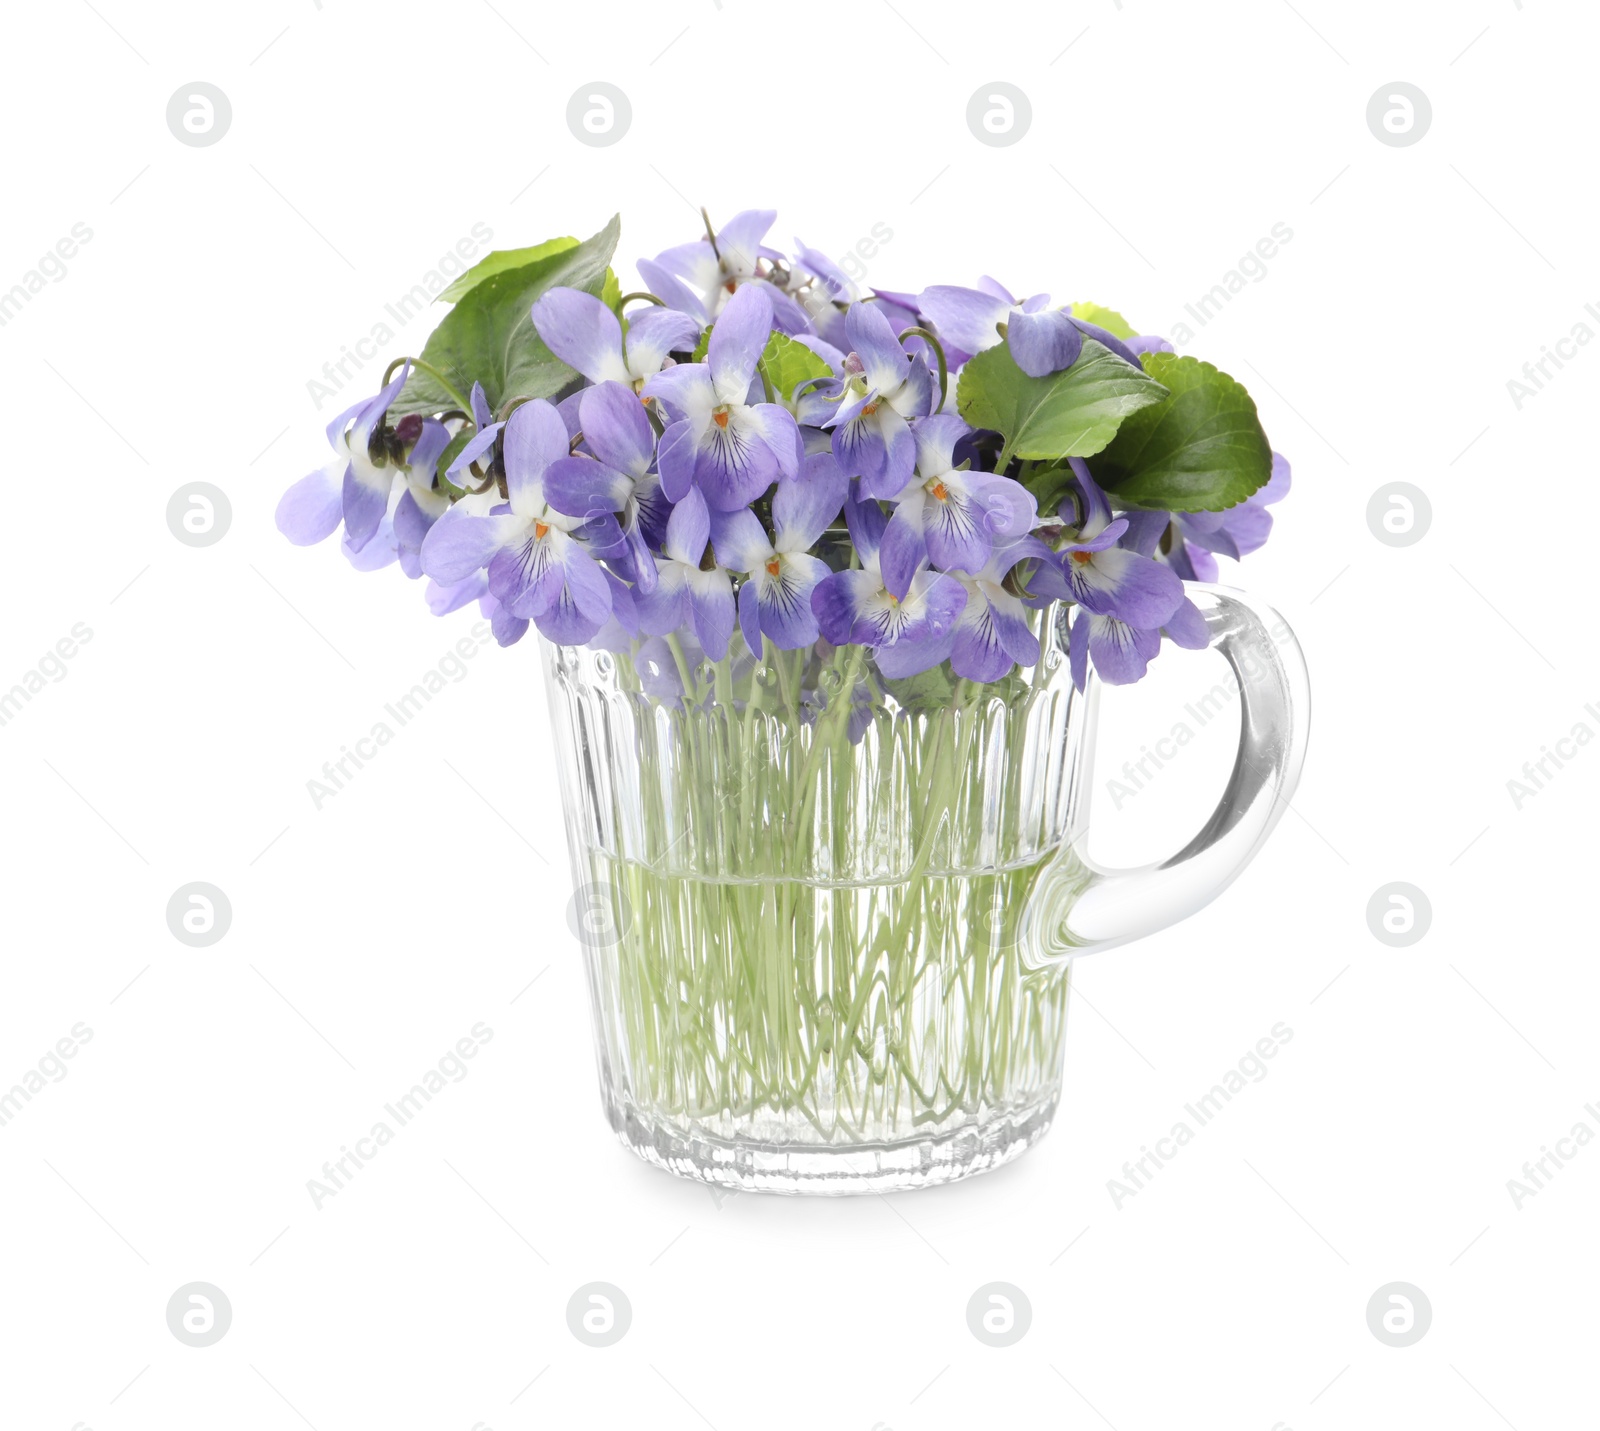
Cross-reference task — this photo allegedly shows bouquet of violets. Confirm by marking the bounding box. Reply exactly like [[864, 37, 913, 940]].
[[277, 209, 1297, 1191], [278, 209, 1288, 697]]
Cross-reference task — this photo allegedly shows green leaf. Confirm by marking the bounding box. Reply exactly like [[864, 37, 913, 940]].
[[761, 331, 832, 406], [1087, 353, 1272, 512], [436, 237, 578, 305], [690, 325, 711, 362], [1070, 302, 1137, 339], [392, 215, 621, 418], [600, 266, 622, 314], [1020, 464, 1077, 518], [955, 340, 1168, 462], [880, 664, 958, 712]]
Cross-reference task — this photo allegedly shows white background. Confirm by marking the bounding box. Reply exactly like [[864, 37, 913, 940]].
[[2, 1, 1594, 1427]]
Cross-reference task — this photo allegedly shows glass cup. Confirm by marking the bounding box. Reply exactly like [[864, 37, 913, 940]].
[[544, 586, 1309, 1193]]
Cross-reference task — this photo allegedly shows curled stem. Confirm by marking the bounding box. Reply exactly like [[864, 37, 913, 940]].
[[380, 356, 474, 419], [618, 291, 666, 309]]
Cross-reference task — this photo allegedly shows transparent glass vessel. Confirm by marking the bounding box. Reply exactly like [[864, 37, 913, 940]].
[[543, 587, 1309, 1194]]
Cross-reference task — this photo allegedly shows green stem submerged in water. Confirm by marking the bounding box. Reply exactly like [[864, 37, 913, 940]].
[[568, 633, 1076, 1145]]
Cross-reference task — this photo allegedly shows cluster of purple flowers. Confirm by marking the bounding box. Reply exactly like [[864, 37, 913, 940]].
[[278, 210, 1289, 690]]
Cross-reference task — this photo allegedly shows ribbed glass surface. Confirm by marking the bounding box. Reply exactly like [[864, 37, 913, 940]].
[[544, 612, 1089, 1191]]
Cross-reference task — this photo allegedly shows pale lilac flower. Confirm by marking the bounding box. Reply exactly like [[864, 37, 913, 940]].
[[419, 399, 614, 644], [918, 281, 1143, 376], [1171, 451, 1292, 581], [879, 414, 1037, 594], [1069, 610, 1160, 686], [640, 283, 800, 511], [646, 208, 779, 316], [337, 363, 412, 549], [711, 451, 846, 652], [636, 487, 737, 660], [877, 538, 1049, 682], [427, 572, 488, 616], [1057, 462, 1184, 629], [275, 368, 409, 550], [393, 417, 454, 579], [827, 301, 935, 498], [542, 380, 663, 593], [530, 287, 700, 389], [811, 495, 965, 651]]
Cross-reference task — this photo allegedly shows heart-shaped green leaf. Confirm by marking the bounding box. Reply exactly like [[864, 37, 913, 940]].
[[1088, 353, 1272, 512], [392, 215, 620, 418], [436, 236, 578, 305], [955, 339, 1168, 462]]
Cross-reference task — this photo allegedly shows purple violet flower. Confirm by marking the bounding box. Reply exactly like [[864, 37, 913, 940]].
[[392, 417, 454, 579], [826, 301, 935, 498], [918, 282, 1143, 377], [542, 380, 664, 593], [711, 450, 847, 652], [879, 413, 1037, 594], [640, 282, 801, 511], [635, 487, 738, 660], [811, 495, 966, 652], [1057, 462, 1184, 629], [419, 398, 615, 644], [337, 362, 412, 550], [646, 209, 779, 317], [530, 287, 700, 389], [877, 537, 1049, 682]]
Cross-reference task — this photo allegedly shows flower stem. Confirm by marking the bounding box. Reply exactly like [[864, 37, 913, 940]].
[[380, 356, 475, 420]]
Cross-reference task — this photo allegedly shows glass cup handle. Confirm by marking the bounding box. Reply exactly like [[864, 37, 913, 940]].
[[1021, 585, 1311, 964]]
